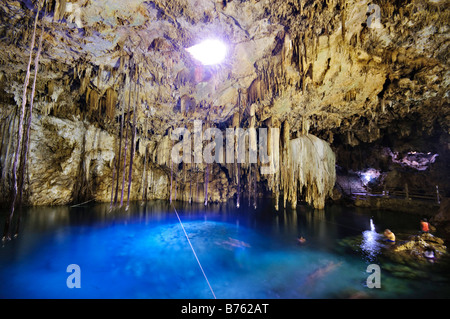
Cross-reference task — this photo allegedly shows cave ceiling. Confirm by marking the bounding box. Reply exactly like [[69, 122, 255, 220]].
[[0, 0, 449, 147]]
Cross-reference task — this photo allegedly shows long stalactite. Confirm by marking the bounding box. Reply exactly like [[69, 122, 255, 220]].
[[114, 74, 126, 205], [120, 69, 132, 208], [126, 65, 139, 209], [141, 107, 149, 202]]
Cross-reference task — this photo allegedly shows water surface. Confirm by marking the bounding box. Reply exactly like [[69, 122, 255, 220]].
[[1, 200, 449, 299]]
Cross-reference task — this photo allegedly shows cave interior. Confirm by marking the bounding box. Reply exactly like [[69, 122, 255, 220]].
[[0, 0, 448, 226]]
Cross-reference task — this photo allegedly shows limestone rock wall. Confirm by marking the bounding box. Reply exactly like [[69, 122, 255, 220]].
[[0, 109, 173, 206], [0, 105, 335, 209], [0, 107, 240, 206]]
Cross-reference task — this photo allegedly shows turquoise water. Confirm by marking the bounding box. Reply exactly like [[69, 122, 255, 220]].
[[0, 200, 449, 299]]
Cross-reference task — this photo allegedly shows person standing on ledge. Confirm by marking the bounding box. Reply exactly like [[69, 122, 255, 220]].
[[420, 218, 430, 233]]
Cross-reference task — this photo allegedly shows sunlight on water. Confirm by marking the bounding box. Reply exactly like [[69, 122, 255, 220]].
[[360, 219, 383, 263]]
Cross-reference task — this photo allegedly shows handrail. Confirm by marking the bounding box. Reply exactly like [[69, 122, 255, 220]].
[[350, 185, 441, 204]]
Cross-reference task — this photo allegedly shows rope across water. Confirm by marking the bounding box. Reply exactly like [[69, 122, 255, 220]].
[[172, 204, 217, 299]]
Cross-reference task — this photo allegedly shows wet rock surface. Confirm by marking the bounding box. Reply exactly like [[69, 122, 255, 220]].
[[388, 232, 447, 262], [339, 230, 449, 280]]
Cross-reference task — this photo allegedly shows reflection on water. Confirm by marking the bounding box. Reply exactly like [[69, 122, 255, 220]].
[[0, 199, 449, 299], [360, 223, 384, 263]]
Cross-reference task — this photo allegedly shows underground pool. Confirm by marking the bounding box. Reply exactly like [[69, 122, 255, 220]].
[[1, 199, 449, 299]]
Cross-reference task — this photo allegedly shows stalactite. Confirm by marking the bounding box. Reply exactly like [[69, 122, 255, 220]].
[[236, 162, 241, 208], [281, 120, 290, 209], [183, 162, 186, 201], [253, 164, 257, 209], [265, 117, 274, 206], [141, 109, 149, 201], [106, 88, 117, 121], [204, 121, 209, 206], [169, 128, 173, 204], [97, 64, 103, 88], [141, 144, 148, 201], [196, 163, 199, 203], [204, 163, 209, 206], [174, 175, 178, 201], [0, 115, 8, 172], [109, 155, 116, 209], [126, 67, 139, 209], [233, 98, 241, 208], [86, 88, 99, 114], [189, 162, 192, 203], [263, 116, 281, 210], [302, 117, 310, 135], [249, 104, 257, 209], [79, 65, 91, 96], [53, 0, 66, 22], [341, 0, 346, 40], [120, 73, 132, 208], [278, 134, 336, 210], [247, 166, 252, 207], [3, 5, 40, 241], [114, 84, 125, 204], [148, 169, 153, 198], [2, 111, 17, 181], [274, 125, 280, 211]]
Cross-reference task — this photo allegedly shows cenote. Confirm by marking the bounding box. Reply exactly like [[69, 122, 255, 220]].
[[1, 199, 449, 299], [1, 0, 450, 302]]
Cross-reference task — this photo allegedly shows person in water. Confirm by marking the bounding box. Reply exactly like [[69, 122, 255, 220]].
[[420, 218, 430, 233], [297, 236, 306, 244], [383, 229, 396, 243]]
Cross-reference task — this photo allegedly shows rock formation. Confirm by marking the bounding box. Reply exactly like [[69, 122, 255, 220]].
[[388, 232, 447, 263], [432, 198, 450, 239]]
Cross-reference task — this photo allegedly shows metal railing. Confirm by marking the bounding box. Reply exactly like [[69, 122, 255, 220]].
[[350, 184, 441, 205]]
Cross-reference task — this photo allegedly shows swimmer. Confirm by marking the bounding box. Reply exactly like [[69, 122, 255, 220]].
[[297, 236, 306, 244], [383, 229, 396, 243]]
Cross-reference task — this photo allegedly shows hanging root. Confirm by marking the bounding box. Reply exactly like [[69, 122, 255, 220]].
[[126, 65, 139, 208], [120, 70, 132, 208], [3, 3, 43, 241]]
